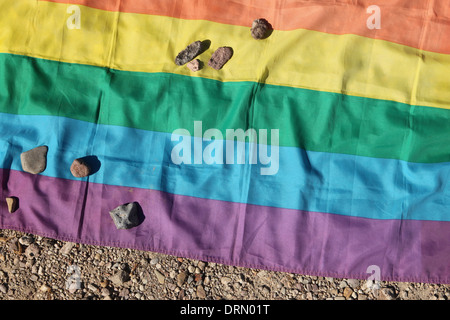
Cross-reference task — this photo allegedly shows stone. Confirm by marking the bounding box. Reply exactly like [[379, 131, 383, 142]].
[[378, 287, 396, 300], [87, 283, 98, 292], [60, 242, 75, 255], [347, 278, 360, 289], [25, 243, 40, 259], [198, 261, 206, 270], [5, 197, 19, 213], [101, 287, 111, 296], [208, 47, 233, 70], [194, 273, 202, 282], [39, 284, 51, 292], [251, 18, 271, 40], [154, 270, 165, 284], [70, 158, 91, 178], [188, 265, 195, 273], [221, 276, 232, 285], [20, 146, 48, 174], [197, 285, 206, 299], [343, 287, 353, 299], [109, 202, 141, 230], [177, 271, 187, 287], [18, 235, 34, 246], [109, 270, 130, 286], [186, 59, 201, 72], [175, 40, 202, 66]]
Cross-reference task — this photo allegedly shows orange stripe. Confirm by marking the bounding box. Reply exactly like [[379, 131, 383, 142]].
[[41, 0, 450, 54]]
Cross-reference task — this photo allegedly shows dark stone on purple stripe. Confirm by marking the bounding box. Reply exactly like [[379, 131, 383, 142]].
[[109, 202, 144, 230]]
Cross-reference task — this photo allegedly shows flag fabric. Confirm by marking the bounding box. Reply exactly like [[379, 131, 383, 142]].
[[0, 0, 449, 284]]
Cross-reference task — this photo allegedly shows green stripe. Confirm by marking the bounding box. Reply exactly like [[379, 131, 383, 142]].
[[2, 53, 450, 163]]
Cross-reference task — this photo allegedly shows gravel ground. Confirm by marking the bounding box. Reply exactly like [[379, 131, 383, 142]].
[[0, 228, 448, 301]]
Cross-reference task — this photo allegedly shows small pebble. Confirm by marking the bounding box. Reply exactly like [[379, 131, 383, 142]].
[[60, 242, 75, 255], [39, 284, 51, 292], [154, 270, 165, 284], [25, 243, 40, 259], [188, 265, 195, 273], [18, 235, 34, 246], [109, 270, 130, 286], [87, 284, 98, 292], [70, 158, 91, 178], [177, 272, 187, 287], [187, 59, 201, 72], [5, 197, 19, 213], [197, 285, 206, 299]]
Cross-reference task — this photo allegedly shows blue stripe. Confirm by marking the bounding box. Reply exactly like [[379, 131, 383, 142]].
[[1, 112, 449, 221]]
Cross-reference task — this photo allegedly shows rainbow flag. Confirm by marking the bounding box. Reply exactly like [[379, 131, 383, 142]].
[[0, 0, 449, 284]]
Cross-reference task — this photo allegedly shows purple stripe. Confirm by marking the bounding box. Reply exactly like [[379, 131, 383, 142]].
[[1, 169, 449, 284]]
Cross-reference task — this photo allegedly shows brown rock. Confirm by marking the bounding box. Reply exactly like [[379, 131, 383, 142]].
[[343, 286, 353, 299], [70, 158, 91, 178], [187, 59, 201, 72], [196, 285, 206, 299], [20, 146, 48, 174], [177, 271, 187, 287], [208, 47, 233, 70], [194, 273, 202, 282], [251, 18, 271, 39], [5, 197, 19, 213]]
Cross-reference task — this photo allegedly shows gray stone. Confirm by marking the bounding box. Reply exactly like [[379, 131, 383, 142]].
[[20, 146, 48, 174], [18, 236, 34, 246], [155, 270, 165, 284], [0, 284, 6, 294], [378, 287, 397, 300], [101, 287, 111, 296], [87, 283, 98, 292], [221, 276, 232, 285], [60, 242, 75, 255], [109, 270, 130, 286], [109, 202, 141, 229], [25, 243, 40, 259], [347, 278, 360, 289], [198, 261, 206, 270], [175, 41, 202, 66], [188, 265, 195, 273]]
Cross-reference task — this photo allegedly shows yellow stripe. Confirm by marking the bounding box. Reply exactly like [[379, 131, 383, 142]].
[[1, 0, 450, 110]]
